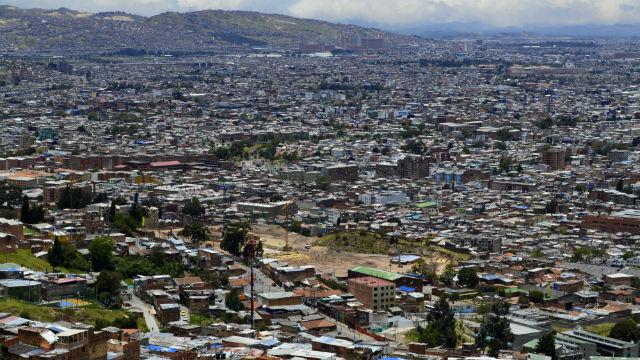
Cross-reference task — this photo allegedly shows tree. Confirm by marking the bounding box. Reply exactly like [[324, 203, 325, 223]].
[[57, 186, 92, 210], [0, 181, 22, 209], [537, 117, 554, 129], [458, 267, 479, 288], [129, 192, 144, 224], [108, 200, 116, 223], [316, 176, 331, 191], [242, 238, 263, 260], [89, 236, 115, 271], [535, 332, 557, 360], [225, 289, 244, 311], [112, 213, 139, 236], [499, 157, 512, 173], [545, 199, 558, 214], [440, 263, 456, 286], [96, 270, 122, 308], [221, 222, 250, 257], [179, 223, 210, 244], [477, 302, 513, 353], [20, 196, 30, 223], [529, 290, 545, 304], [616, 179, 625, 192], [20, 196, 44, 224], [182, 197, 205, 218], [609, 319, 640, 342], [47, 237, 90, 271], [411, 259, 438, 283], [496, 128, 511, 142], [424, 297, 457, 348]]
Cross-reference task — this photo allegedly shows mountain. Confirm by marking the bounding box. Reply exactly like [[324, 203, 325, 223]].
[[391, 21, 640, 38], [0, 5, 419, 53]]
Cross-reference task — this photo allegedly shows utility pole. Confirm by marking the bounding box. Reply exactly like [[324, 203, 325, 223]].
[[247, 234, 258, 331], [250, 256, 255, 331]]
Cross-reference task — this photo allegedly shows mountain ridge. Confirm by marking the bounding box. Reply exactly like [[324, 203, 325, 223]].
[[0, 5, 419, 53]]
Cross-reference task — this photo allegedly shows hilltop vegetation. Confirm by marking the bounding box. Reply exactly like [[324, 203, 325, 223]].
[[0, 5, 417, 52], [0, 298, 147, 330]]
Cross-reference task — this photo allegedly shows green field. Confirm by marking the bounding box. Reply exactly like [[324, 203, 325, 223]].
[[315, 230, 471, 262], [0, 298, 144, 330], [585, 322, 616, 337], [0, 249, 53, 271]]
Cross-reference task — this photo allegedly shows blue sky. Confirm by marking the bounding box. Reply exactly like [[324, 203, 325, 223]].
[[3, 0, 640, 27]]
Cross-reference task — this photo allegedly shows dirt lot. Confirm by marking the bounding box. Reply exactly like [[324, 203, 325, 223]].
[[249, 225, 451, 277], [161, 224, 452, 277]]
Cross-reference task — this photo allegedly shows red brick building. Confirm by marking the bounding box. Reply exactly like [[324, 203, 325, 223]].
[[348, 276, 396, 311]]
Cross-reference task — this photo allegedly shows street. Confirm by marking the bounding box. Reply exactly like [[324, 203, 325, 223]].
[[130, 295, 160, 333]]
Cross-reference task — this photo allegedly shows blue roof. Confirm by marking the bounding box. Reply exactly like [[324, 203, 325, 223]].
[[58, 301, 78, 308], [146, 345, 177, 352], [480, 274, 501, 281], [260, 339, 280, 346], [397, 286, 416, 293]]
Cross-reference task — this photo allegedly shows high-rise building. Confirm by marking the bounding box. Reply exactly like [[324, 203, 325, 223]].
[[397, 155, 429, 179], [542, 147, 566, 170], [348, 276, 396, 311]]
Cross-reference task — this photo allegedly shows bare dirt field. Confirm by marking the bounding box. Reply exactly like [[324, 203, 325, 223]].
[[160, 224, 452, 277], [249, 225, 451, 277]]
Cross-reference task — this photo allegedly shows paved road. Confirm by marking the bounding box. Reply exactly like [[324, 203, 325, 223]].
[[242, 264, 284, 295], [130, 295, 160, 333]]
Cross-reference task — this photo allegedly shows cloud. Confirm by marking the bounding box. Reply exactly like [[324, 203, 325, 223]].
[[4, 0, 640, 26], [289, 0, 640, 27]]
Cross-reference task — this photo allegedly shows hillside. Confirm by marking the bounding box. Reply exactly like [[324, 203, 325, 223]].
[[0, 5, 418, 53]]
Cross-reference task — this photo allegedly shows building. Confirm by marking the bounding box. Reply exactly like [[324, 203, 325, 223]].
[[0, 279, 42, 302], [582, 210, 640, 234], [43, 277, 89, 301], [237, 201, 297, 218], [0, 232, 16, 254], [347, 276, 396, 311], [157, 303, 181, 325], [323, 164, 358, 182], [257, 292, 302, 307], [397, 155, 429, 179], [0, 218, 24, 242], [542, 147, 566, 170], [4, 323, 109, 360], [18, 133, 35, 149], [562, 328, 639, 357], [349, 266, 423, 291]]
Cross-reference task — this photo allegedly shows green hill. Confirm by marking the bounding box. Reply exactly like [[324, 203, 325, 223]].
[[0, 5, 421, 52]]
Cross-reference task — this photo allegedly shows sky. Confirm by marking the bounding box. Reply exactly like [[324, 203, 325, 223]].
[[3, 0, 640, 27]]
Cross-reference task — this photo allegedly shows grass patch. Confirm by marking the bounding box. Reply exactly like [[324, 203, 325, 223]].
[[314, 231, 472, 263], [404, 328, 420, 342], [585, 322, 616, 337], [23, 227, 40, 236], [190, 313, 217, 326], [0, 298, 145, 330], [0, 249, 53, 271], [137, 316, 149, 332], [428, 246, 472, 262], [315, 230, 426, 254]]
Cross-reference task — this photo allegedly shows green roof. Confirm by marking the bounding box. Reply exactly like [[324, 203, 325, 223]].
[[415, 202, 437, 208], [350, 266, 403, 281]]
